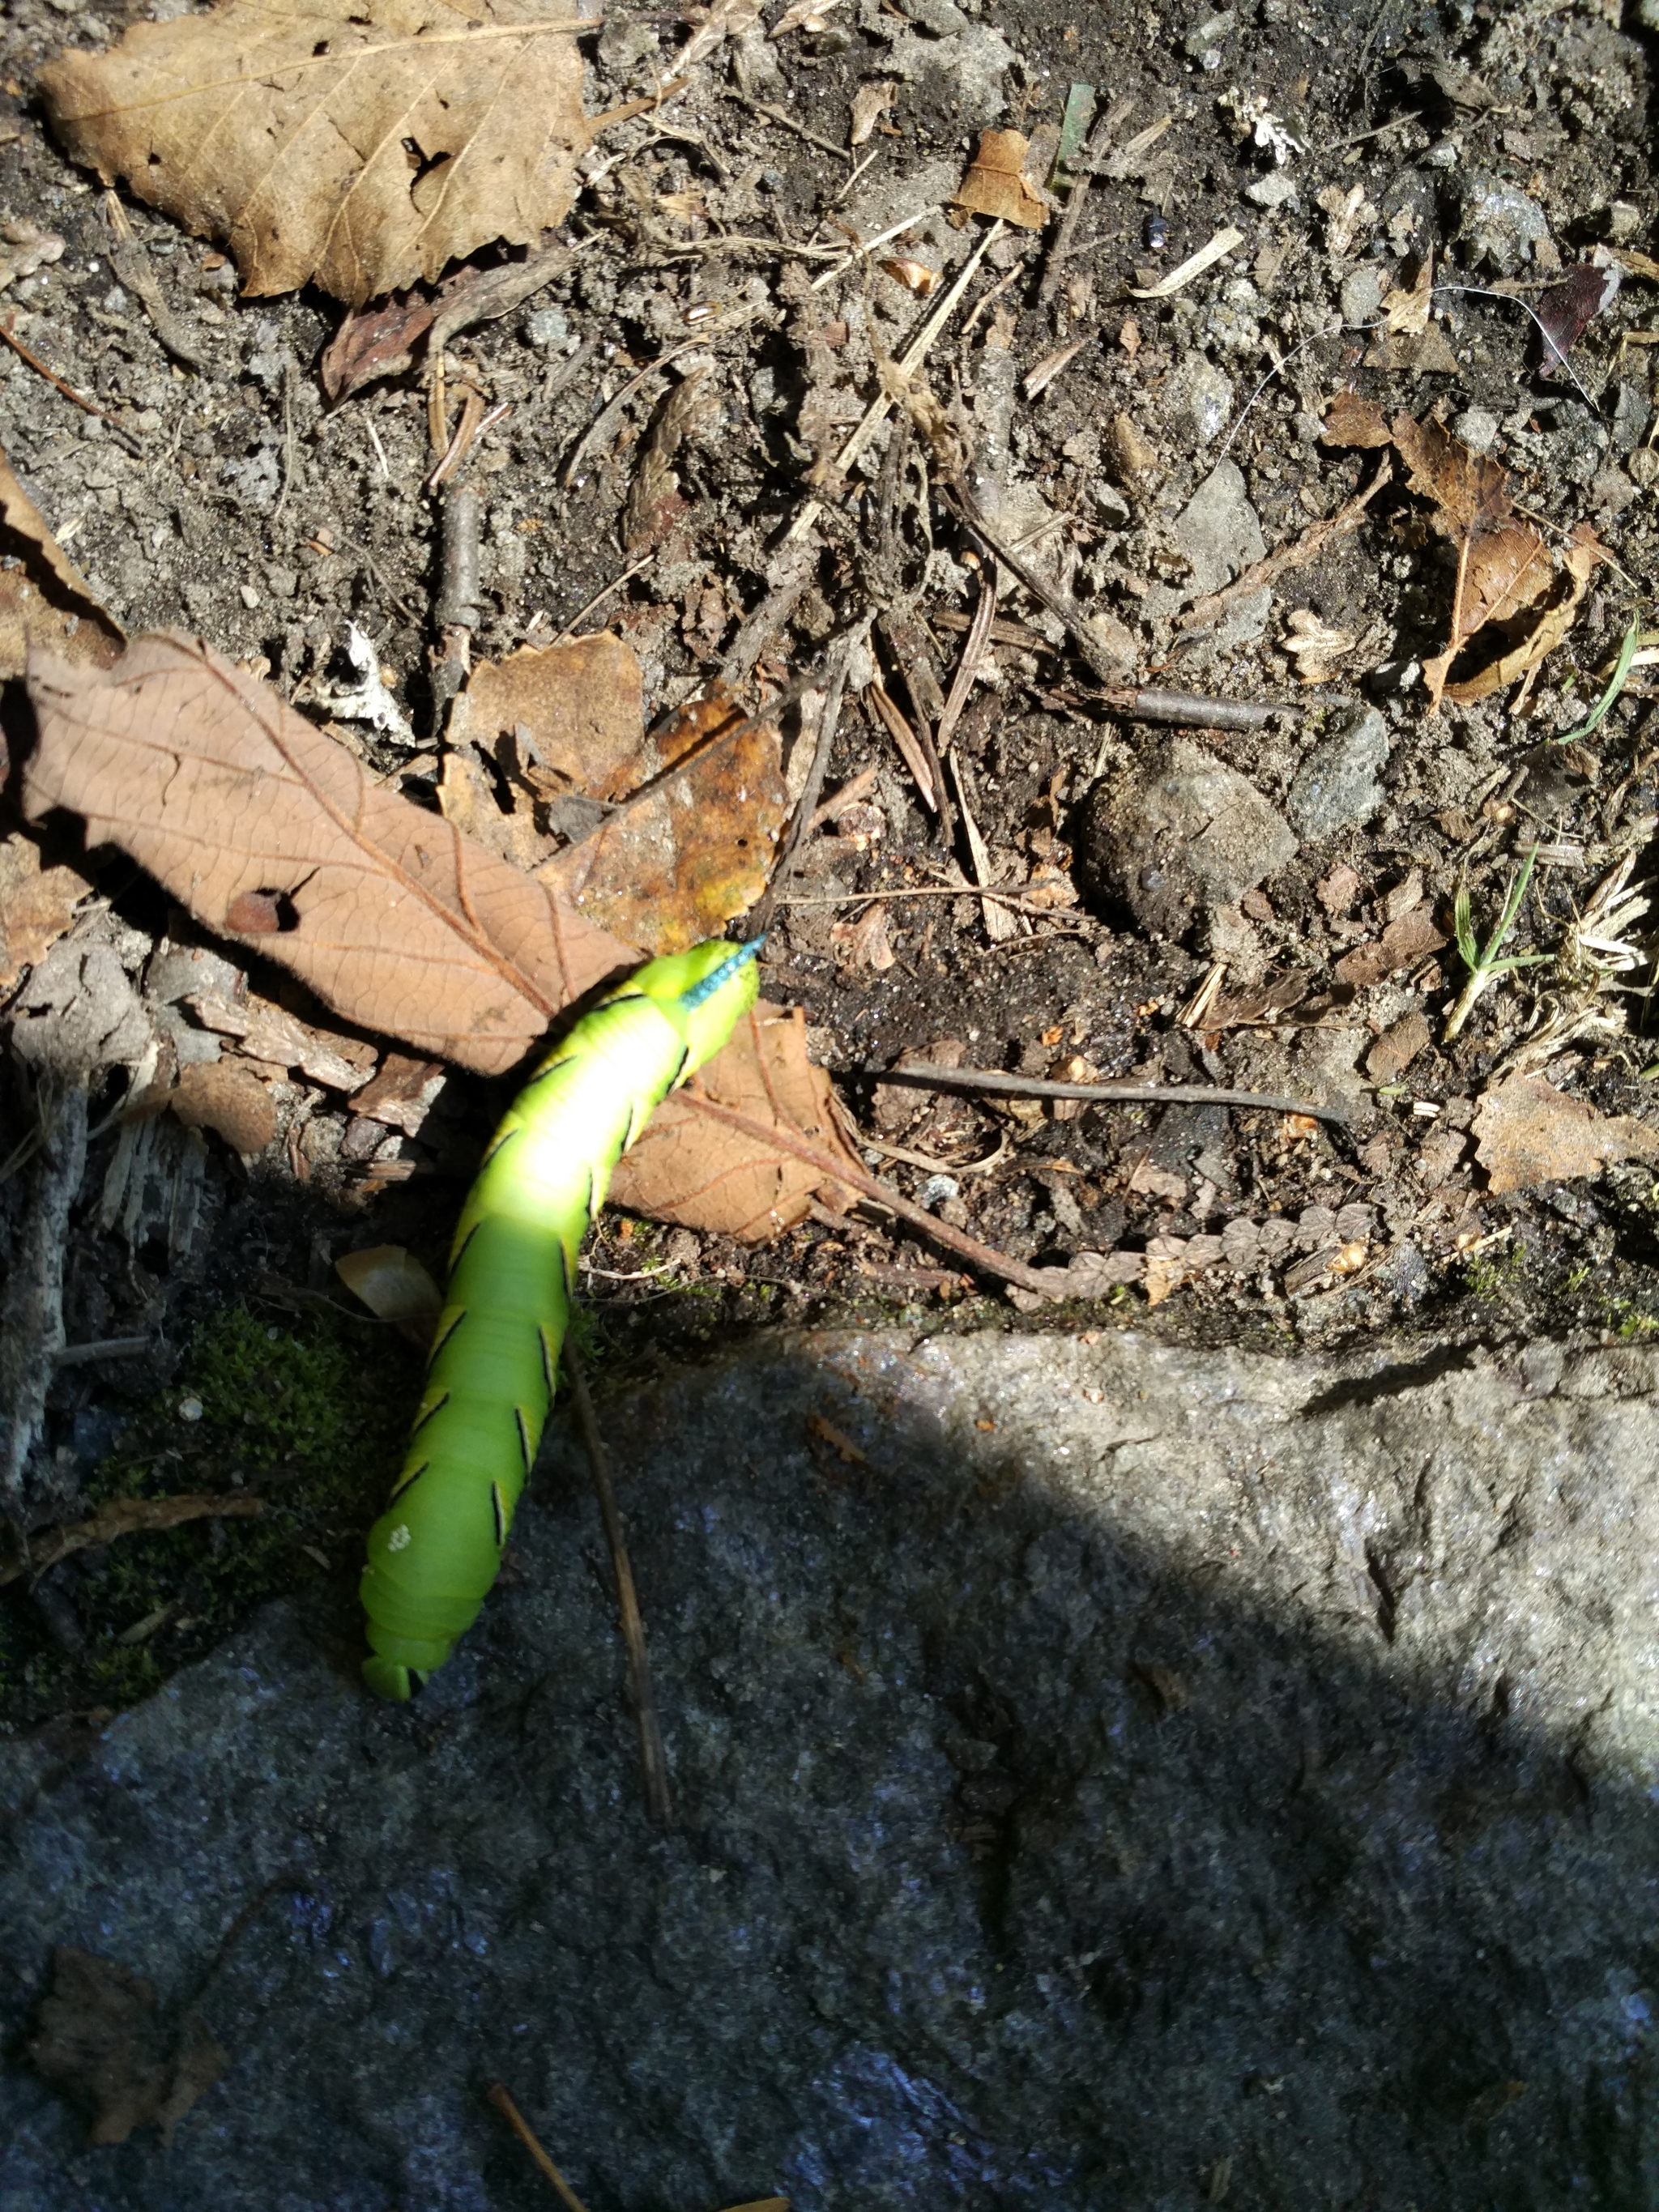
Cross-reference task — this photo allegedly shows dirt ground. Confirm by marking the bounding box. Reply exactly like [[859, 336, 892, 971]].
[[3, 0, 1659, 1723]]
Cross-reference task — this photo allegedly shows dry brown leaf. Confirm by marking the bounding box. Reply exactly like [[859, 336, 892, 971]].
[[1323, 403, 1592, 710], [1382, 254, 1433, 335], [541, 691, 788, 953], [0, 832, 88, 991], [1444, 522, 1602, 705], [27, 1947, 228, 2149], [450, 634, 645, 799], [610, 1001, 862, 1239], [622, 369, 714, 552], [0, 448, 123, 685], [335, 1242, 442, 1343], [1364, 322, 1462, 376], [41, 0, 606, 305], [24, 634, 634, 1076], [1388, 411, 1512, 539], [1473, 1075, 1659, 1193], [950, 129, 1049, 230], [1320, 391, 1392, 449], [850, 79, 898, 147], [1332, 907, 1448, 989]]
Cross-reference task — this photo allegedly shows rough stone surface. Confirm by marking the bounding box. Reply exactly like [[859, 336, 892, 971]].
[[1170, 459, 1265, 598], [5, 1327, 1658, 2209], [1286, 705, 1392, 839], [1158, 356, 1235, 450], [1457, 171, 1554, 275], [1084, 735, 1297, 938]]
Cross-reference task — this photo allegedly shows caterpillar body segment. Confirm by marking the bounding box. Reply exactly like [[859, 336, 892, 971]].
[[359, 937, 761, 1699]]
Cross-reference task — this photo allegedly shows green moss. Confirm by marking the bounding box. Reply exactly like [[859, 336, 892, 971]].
[[0, 1303, 418, 1730]]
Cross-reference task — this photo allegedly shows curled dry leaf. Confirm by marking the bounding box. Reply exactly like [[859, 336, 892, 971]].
[[1282, 608, 1357, 683], [950, 129, 1050, 230], [609, 1001, 863, 1239], [41, 0, 603, 305], [335, 1243, 443, 1345], [23, 633, 634, 1076], [850, 79, 898, 148], [1323, 400, 1596, 709], [0, 449, 123, 687], [1473, 1075, 1659, 1194]]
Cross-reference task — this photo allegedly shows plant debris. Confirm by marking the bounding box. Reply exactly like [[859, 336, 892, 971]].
[[26, 1946, 227, 2148]]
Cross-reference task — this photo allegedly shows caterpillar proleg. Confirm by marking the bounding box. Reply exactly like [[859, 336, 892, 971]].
[[360, 937, 762, 1698]]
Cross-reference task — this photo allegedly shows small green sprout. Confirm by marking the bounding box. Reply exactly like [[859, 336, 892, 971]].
[[1553, 609, 1640, 745], [1443, 846, 1551, 1041]]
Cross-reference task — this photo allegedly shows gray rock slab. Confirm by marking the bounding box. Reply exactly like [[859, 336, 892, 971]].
[[5, 1328, 1659, 2207], [1170, 458, 1264, 598], [1084, 735, 1297, 937], [1286, 705, 1392, 838]]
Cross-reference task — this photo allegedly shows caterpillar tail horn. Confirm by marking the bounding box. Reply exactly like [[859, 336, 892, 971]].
[[358, 937, 762, 1699]]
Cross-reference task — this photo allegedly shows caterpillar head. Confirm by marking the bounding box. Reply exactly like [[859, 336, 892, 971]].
[[632, 937, 763, 1074]]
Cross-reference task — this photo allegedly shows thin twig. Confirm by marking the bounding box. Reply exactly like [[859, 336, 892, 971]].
[[486, 2086, 593, 2212], [1097, 686, 1299, 731], [787, 220, 1004, 543], [941, 478, 1129, 687], [678, 1089, 1062, 1296], [743, 616, 876, 940], [1038, 99, 1128, 307], [552, 552, 655, 643], [561, 1340, 673, 1830], [0, 317, 143, 452], [0, 1492, 261, 1588], [879, 1063, 1350, 1125], [1177, 454, 1393, 633], [725, 87, 850, 162]]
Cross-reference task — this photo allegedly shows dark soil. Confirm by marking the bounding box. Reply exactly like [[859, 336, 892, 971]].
[[4, 0, 1659, 1716]]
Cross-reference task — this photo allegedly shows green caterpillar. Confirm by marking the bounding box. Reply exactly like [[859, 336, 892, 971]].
[[360, 937, 762, 1699]]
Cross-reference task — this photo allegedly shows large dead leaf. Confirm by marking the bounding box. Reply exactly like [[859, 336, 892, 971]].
[[447, 647, 787, 953], [610, 1002, 861, 1239], [1473, 1076, 1659, 1194], [23, 634, 633, 1076], [1323, 402, 1595, 710], [41, 0, 603, 305], [0, 449, 122, 687]]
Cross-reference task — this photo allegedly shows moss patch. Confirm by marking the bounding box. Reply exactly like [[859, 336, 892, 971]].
[[0, 1304, 418, 1729]]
